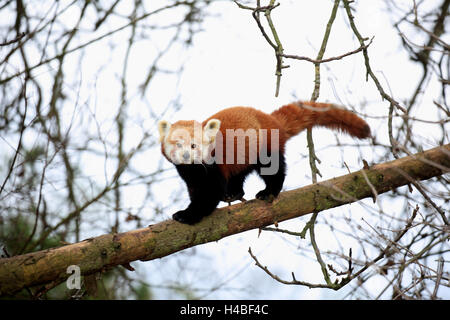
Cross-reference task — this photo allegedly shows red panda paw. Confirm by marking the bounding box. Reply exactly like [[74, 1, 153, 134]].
[[172, 209, 202, 225], [222, 190, 245, 203], [255, 189, 277, 203]]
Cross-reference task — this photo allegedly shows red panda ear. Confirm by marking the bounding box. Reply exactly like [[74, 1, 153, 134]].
[[157, 120, 171, 142], [203, 119, 221, 143]]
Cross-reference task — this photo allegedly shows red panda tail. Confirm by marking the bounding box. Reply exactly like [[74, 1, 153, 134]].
[[271, 101, 371, 140]]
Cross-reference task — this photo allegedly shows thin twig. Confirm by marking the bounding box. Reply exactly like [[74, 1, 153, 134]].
[[0, 79, 28, 196], [262, 227, 303, 237], [248, 247, 334, 289], [234, 0, 287, 96], [0, 32, 26, 46], [431, 257, 444, 299], [282, 37, 373, 64], [342, 0, 406, 113]]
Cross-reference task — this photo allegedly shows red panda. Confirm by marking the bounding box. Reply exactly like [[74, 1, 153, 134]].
[[158, 101, 371, 224]]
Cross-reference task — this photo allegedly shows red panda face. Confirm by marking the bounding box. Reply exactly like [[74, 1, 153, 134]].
[[158, 119, 221, 165]]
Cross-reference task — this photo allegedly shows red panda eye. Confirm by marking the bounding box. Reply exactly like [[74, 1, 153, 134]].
[[191, 144, 196, 149]]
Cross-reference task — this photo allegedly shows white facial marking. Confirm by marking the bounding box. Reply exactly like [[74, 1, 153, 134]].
[[162, 125, 204, 164]]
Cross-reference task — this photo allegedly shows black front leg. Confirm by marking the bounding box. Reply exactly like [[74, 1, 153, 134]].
[[222, 174, 246, 203], [172, 209, 199, 225], [173, 164, 226, 224], [256, 151, 286, 202], [222, 166, 255, 203], [172, 186, 223, 224]]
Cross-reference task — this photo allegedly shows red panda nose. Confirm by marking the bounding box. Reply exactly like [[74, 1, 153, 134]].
[[183, 151, 190, 160]]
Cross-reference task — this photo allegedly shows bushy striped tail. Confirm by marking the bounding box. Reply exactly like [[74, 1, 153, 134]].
[[271, 101, 371, 140]]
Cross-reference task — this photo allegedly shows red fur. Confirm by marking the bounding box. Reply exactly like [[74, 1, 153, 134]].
[[160, 101, 370, 180], [271, 101, 371, 139], [200, 101, 370, 180]]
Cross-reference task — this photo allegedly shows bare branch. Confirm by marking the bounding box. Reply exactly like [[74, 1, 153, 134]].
[[0, 144, 448, 296]]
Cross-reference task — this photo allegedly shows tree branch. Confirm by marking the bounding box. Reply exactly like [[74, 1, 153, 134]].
[[0, 144, 448, 296]]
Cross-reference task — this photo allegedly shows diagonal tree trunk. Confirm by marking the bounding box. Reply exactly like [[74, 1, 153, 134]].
[[0, 144, 448, 296]]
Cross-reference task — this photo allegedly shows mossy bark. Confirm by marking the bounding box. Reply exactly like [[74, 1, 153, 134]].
[[0, 144, 448, 296]]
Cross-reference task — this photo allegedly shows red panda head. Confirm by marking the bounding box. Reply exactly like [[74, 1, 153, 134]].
[[158, 119, 221, 165]]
